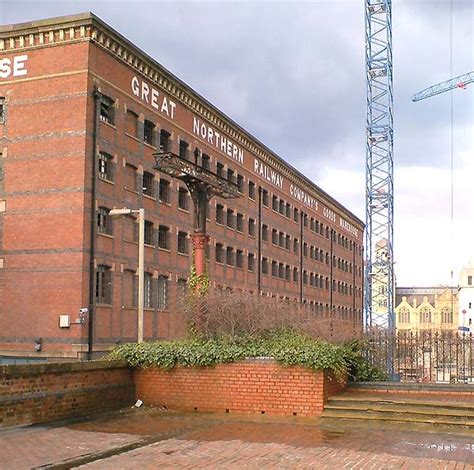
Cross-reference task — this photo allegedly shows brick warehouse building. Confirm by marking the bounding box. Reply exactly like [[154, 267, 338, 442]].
[[0, 13, 364, 359]]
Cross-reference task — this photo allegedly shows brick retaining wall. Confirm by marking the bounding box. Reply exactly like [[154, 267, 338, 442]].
[[0, 361, 134, 427], [134, 359, 346, 416]]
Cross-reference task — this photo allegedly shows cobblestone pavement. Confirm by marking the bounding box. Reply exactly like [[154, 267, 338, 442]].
[[0, 408, 473, 469]]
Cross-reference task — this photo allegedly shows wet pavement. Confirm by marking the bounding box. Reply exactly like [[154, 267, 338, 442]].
[[0, 407, 473, 469]]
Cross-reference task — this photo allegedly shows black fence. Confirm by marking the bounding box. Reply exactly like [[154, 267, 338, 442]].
[[365, 330, 474, 384]]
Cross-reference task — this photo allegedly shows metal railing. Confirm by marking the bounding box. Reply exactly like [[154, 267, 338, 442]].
[[365, 330, 474, 384]]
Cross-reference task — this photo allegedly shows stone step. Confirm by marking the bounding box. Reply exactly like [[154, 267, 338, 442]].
[[324, 405, 474, 421], [322, 411, 474, 428], [327, 397, 474, 413]]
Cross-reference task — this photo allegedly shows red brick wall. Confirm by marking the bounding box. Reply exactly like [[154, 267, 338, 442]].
[[0, 361, 134, 428], [134, 359, 346, 416]]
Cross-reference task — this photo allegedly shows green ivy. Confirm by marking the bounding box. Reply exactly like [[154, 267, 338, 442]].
[[108, 330, 380, 381]]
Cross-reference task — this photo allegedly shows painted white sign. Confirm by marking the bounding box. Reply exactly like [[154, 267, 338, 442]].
[[289, 184, 318, 211], [193, 117, 244, 164], [254, 158, 283, 189], [0, 55, 28, 79], [339, 217, 359, 237], [131, 75, 176, 119]]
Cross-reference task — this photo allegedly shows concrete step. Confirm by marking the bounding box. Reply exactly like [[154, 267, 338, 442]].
[[327, 397, 474, 413], [323, 405, 474, 422], [322, 411, 474, 428], [323, 392, 474, 429]]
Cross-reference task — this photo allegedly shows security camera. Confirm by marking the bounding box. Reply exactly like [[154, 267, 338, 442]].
[[79, 307, 88, 314]]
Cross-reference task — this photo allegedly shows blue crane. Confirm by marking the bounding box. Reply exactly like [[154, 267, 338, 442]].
[[412, 71, 474, 102]]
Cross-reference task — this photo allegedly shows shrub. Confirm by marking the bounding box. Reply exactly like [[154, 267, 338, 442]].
[[179, 289, 362, 344], [109, 330, 362, 380]]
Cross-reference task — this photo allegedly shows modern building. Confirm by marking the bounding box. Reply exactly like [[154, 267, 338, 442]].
[[395, 287, 458, 332], [0, 13, 364, 359]]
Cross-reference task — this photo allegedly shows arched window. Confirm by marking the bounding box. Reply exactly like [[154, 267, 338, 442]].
[[399, 307, 410, 323], [419, 307, 432, 323], [441, 307, 453, 324]]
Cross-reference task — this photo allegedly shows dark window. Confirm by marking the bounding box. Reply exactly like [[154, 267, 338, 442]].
[[226, 247, 234, 266], [179, 140, 189, 159], [236, 213, 244, 232], [272, 261, 278, 277], [216, 204, 225, 225], [303, 213, 308, 228], [293, 238, 299, 254], [303, 243, 308, 257], [0, 97, 5, 124], [95, 265, 112, 304], [249, 181, 256, 199], [217, 162, 224, 178], [285, 235, 291, 250], [303, 271, 308, 285], [144, 220, 154, 245], [202, 154, 210, 170], [272, 229, 278, 245], [262, 257, 269, 274], [272, 195, 278, 211], [279, 232, 285, 248], [177, 231, 188, 254], [216, 243, 224, 263], [158, 225, 170, 249], [236, 174, 244, 193], [144, 273, 153, 309], [178, 188, 189, 210], [236, 249, 244, 268], [248, 218, 256, 237], [279, 263, 285, 279], [279, 199, 285, 215], [468, 275, 473, 286], [294, 207, 299, 222], [285, 203, 291, 218], [126, 110, 139, 137], [293, 268, 298, 283], [159, 129, 171, 152], [285, 265, 291, 281], [262, 224, 268, 242], [142, 171, 155, 197], [248, 253, 255, 272], [227, 168, 235, 184], [99, 95, 114, 124], [157, 275, 168, 310], [226, 209, 235, 229], [98, 152, 114, 182], [262, 189, 269, 207], [144, 120, 155, 145], [97, 207, 113, 235], [159, 179, 170, 203]]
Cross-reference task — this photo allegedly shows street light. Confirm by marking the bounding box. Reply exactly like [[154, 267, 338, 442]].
[[109, 207, 145, 343]]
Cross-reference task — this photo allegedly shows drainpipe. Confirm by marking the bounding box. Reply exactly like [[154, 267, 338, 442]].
[[88, 88, 101, 360], [299, 211, 304, 304], [257, 186, 262, 295], [330, 229, 334, 334]]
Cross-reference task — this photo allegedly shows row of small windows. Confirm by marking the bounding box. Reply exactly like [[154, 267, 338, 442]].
[[98, 93, 362, 255], [398, 307, 455, 324], [96, 264, 189, 311]]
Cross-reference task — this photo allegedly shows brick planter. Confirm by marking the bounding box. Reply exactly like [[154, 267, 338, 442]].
[[0, 360, 134, 428], [134, 358, 346, 416]]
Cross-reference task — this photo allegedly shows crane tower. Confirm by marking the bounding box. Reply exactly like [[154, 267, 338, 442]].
[[365, 0, 395, 331]]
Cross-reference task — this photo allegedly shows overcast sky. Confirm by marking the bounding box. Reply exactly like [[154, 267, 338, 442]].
[[2, 0, 473, 286]]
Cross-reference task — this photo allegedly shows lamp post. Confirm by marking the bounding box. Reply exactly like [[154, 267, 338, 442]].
[[109, 207, 145, 343]]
